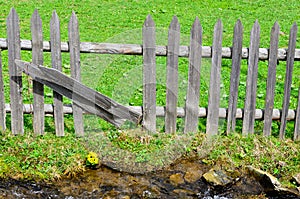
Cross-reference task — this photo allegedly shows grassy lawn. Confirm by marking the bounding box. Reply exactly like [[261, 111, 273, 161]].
[[0, 0, 299, 184]]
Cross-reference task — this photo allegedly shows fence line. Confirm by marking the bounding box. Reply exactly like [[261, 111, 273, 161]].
[[0, 8, 299, 140]]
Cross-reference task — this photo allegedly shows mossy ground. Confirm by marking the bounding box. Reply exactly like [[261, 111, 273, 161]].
[[1, 128, 299, 190]]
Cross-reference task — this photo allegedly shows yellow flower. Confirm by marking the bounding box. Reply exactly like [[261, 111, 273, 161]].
[[86, 152, 99, 166]]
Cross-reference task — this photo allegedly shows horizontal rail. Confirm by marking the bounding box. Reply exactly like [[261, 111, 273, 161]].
[[0, 38, 300, 60], [6, 104, 296, 120]]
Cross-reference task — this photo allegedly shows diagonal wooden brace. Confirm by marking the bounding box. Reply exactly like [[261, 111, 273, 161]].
[[15, 60, 142, 127]]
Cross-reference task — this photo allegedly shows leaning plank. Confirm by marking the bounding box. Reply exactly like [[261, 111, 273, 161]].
[[142, 15, 156, 132], [206, 20, 223, 136], [294, 88, 300, 141], [1, 38, 300, 60], [15, 60, 142, 127], [50, 11, 64, 136], [263, 22, 280, 136], [242, 20, 260, 135], [184, 17, 202, 134], [7, 8, 23, 135], [69, 11, 84, 136], [279, 23, 298, 139], [226, 19, 243, 134], [0, 50, 5, 131], [31, 9, 45, 135], [165, 16, 180, 134]]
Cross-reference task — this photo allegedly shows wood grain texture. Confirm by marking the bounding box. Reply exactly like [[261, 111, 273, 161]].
[[142, 15, 156, 132], [206, 20, 223, 136], [165, 16, 180, 134], [31, 9, 45, 135], [69, 11, 84, 136], [184, 17, 202, 134], [15, 60, 142, 127], [226, 20, 243, 134], [1, 38, 300, 60], [50, 11, 64, 136], [7, 8, 23, 135], [279, 23, 297, 139], [242, 20, 260, 135], [263, 22, 279, 136]]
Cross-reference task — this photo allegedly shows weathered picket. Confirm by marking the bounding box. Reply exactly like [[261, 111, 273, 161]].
[[68, 11, 84, 136], [142, 15, 156, 133], [50, 11, 64, 136], [242, 21, 260, 135], [279, 23, 297, 139], [31, 9, 45, 135], [184, 17, 202, 134], [7, 8, 23, 135], [206, 20, 223, 136], [165, 16, 180, 134], [263, 22, 280, 137], [1, 8, 299, 140], [226, 20, 243, 134]]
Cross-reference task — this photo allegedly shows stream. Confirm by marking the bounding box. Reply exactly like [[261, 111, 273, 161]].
[[0, 157, 299, 199]]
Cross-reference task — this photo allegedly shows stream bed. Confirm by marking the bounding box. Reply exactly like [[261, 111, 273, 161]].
[[0, 157, 299, 199]]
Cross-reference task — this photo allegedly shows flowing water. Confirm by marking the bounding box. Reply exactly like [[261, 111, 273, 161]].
[[0, 158, 298, 198]]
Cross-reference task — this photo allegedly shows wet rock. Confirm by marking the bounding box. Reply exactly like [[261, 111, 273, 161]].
[[173, 189, 196, 198], [247, 166, 300, 197], [202, 168, 233, 186], [169, 173, 185, 186], [291, 173, 300, 186], [246, 166, 281, 192], [184, 168, 203, 183]]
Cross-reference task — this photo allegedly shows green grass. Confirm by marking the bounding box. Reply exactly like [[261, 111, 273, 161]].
[[0, 0, 299, 182]]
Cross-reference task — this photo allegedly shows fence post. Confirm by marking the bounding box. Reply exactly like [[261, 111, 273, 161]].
[[69, 11, 84, 136], [184, 17, 202, 134], [31, 9, 45, 135], [165, 16, 180, 134], [0, 50, 5, 131], [263, 22, 280, 136], [142, 15, 156, 133], [7, 8, 24, 135], [50, 11, 64, 136], [242, 20, 260, 135], [206, 19, 223, 137], [226, 19, 243, 134], [279, 22, 297, 139]]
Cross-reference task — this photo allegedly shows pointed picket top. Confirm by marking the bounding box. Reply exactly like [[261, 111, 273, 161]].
[[169, 15, 180, 31], [50, 10, 60, 28], [144, 14, 155, 28], [31, 9, 42, 27], [69, 11, 79, 29], [251, 20, 260, 38], [7, 8, 20, 35], [7, 7, 18, 22], [191, 16, 202, 35], [234, 19, 243, 35]]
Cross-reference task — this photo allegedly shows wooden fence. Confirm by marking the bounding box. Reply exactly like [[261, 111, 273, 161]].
[[0, 8, 299, 140]]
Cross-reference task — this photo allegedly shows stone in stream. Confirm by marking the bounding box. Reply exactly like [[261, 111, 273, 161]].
[[169, 173, 185, 186], [202, 168, 233, 186], [291, 173, 300, 186], [247, 166, 300, 197]]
